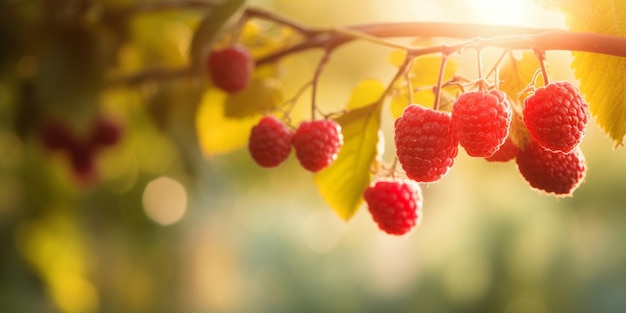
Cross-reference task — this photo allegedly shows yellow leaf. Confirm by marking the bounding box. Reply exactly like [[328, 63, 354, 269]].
[[314, 81, 385, 220], [557, 0, 626, 146], [224, 77, 284, 118], [389, 55, 458, 118], [498, 51, 543, 108], [347, 79, 385, 110], [196, 89, 261, 156]]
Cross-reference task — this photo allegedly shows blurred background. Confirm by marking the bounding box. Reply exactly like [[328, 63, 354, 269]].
[[2, 0, 626, 312]]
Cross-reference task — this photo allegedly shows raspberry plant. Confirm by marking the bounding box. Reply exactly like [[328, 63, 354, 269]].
[[12, 0, 626, 234]]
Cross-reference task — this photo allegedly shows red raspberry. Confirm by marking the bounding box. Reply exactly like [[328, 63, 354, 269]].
[[394, 104, 458, 182], [523, 81, 589, 153], [207, 44, 254, 93], [91, 116, 123, 148], [364, 179, 423, 235], [515, 140, 586, 196], [248, 116, 293, 168], [40, 120, 74, 151], [69, 141, 97, 185], [452, 90, 512, 157], [485, 137, 520, 162], [292, 119, 343, 172]]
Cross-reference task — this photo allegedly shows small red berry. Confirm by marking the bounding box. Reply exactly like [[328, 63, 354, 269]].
[[207, 44, 254, 93], [515, 140, 586, 196], [40, 121, 74, 151], [485, 137, 520, 162], [91, 116, 123, 147], [452, 90, 512, 157], [364, 179, 423, 235], [69, 141, 97, 184], [523, 81, 589, 153], [394, 104, 458, 183], [292, 119, 343, 172], [248, 116, 294, 168]]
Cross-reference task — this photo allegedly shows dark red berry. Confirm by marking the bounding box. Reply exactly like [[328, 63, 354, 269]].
[[394, 104, 458, 182], [364, 179, 423, 235], [248, 116, 293, 168], [515, 140, 586, 196], [292, 119, 343, 172], [91, 116, 123, 147], [452, 90, 512, 157], [40, 121, 74, 151], [523, 81, 589, 153], [207, 44, 254, 93]]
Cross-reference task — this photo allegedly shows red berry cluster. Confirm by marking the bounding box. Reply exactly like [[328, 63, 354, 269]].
[[248, 116, 343, 172], [374, 82, 589, 234], [40, 116, 123, 184], [515, 81, 589, 195]]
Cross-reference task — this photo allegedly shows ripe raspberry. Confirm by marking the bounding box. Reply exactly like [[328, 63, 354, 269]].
[[292, 119, 343, 172], [516, 140, 586, 196], [394, 104, 458, 182], [452, 90, 512, 157], [91, 116, 123, 148], [40, 120, 74, 151], [523, 81, 589, 153], [364, 179, 423, 235], [69, 141, 97, 184], [248, 116, 293, 168], [485, 137, 520, 162], [207, 44, 254, 93]]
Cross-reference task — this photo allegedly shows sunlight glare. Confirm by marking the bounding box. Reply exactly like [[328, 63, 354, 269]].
[[461, 0, 566, 28]]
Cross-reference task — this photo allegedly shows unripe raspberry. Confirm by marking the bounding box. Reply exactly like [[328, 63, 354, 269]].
[[207, 44, 254, 93], [523, 81, 589, 153], [248, 116, 293, 168], [292, 119, 343, 172], [452, 90, 512, 157], [485, 137, 520, 162], [364, 179, 423, 235], [394, 104, 458, 182], [516, 140, 586, 196]]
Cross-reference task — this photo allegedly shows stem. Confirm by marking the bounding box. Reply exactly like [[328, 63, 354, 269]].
[[534, 49, 550, 85], [433, 52, 449, 111], [311, 49, 333, 120]]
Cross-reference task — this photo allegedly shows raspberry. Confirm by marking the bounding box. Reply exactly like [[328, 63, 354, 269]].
[[69, 141, 97, 184], [207, 45, 254, 93], [523, 81, 589, 153], [485, 137, 520, 162], [452, 90, 512, 157], [364, 179, 423, 235], [515, 140, 586, 196], [292, 119, 343, 172], [394, 104, 458, 182], [91, 116, 123, 148], [40, 120, 74, 151], [248, 116, 293, 168]]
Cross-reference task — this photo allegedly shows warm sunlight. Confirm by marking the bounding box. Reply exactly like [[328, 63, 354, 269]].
[[460, 0, 566, 28]]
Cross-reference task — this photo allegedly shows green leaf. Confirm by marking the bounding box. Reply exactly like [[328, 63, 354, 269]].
[[188, 0, 246, 69], [314, 80, 384, 220], [552, 0, 626, 146]]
